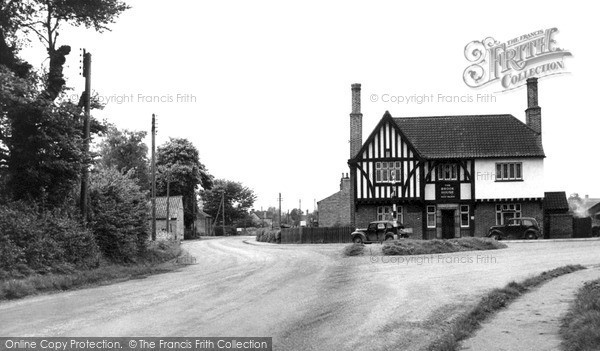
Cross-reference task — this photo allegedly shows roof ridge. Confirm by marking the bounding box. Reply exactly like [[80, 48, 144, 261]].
[[393, 114, 514, 119]]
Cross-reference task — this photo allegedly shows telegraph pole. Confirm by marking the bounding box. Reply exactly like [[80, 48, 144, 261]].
[[151, 114, 156, 241], [278, 193, 282, 228], [221, 190, 226, 236], [79, 49, 91, 222], [165, 174, 170, 233]]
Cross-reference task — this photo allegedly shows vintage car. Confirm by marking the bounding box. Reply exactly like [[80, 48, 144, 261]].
[[488, 217, 541, 240], [351, 220, 408, 244]]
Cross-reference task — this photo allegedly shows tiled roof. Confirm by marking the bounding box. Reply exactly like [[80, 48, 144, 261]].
[[393, 114, 545, 159], [154, 196, 183, 219], [544, 192, 569, 211]]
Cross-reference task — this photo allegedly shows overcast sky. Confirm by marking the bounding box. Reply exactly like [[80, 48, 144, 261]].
[[20, 0, 600, 212]]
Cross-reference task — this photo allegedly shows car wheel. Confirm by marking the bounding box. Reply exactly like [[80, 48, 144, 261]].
[[353, 236, 363, 244], [490, 233, 500, 241], [525, 231, 538, 240], [385, 236, 394, 241]]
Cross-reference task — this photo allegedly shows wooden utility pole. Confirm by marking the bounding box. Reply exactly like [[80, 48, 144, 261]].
[[278, 193, 282, 228], [165, 175, 170, 233], [151, 114, 156, 241], [79, 49, 91, 221], [221, 190, 226, 236]]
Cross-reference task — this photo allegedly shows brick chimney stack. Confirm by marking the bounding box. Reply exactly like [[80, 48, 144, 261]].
[[350, 83, 363, 158], [525, 78, 542, 137]]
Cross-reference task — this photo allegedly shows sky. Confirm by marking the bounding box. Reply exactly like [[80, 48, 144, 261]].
[[19, 0, 600, 213]]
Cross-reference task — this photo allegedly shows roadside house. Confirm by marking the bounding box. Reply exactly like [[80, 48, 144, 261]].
[[150, 195, 184, 241], [339, 79, 558, 239]]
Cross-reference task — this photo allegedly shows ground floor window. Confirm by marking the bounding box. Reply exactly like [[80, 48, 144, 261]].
[[426, 205, 436, 228], [377, 205, 403, 222], [460, 205, 469, 227], [496, 203, 521, 225]]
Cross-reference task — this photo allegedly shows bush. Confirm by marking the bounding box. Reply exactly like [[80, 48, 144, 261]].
[[255, 228, 280, 243], [89, 167, 149, 262], [0, 202, 101, 279]]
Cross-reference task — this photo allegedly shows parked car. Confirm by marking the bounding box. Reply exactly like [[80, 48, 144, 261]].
[[488, 217, 540, 240], [351, 220, 408, 244]]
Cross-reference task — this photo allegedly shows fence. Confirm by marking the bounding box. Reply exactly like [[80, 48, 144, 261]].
[[280, 226, 354, 244]]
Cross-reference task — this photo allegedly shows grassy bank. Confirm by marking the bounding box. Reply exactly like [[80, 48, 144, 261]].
[[383, 237, 507, 255], [0, 240, 185, 301], [428, 264, 586, 351], [560, 277, 600, 351]]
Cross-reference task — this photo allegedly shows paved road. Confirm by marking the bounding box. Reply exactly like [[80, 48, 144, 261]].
[[1, 237, 600, 350]]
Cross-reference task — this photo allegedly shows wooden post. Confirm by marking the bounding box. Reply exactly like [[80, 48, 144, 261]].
[[151, 114, 156, 241], [79, 50, 91, 222]]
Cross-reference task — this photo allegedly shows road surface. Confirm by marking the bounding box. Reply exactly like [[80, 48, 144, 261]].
[[1, 237, 600, 350]]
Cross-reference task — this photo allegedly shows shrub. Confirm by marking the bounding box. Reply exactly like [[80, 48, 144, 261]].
[[255, 228, 280, 243], [0, 202, 100, 278], [89, 167, 149, 262]]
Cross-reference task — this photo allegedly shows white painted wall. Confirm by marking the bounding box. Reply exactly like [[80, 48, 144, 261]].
[[474, 158, 544, 199]]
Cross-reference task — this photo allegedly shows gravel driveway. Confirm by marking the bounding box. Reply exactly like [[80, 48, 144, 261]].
[[1, 237, 600, 350]]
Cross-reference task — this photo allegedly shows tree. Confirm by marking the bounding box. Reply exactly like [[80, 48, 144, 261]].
[[156, 138, 212, 231], [201, 179, 256, 227], [89, 166, 148, 262], [290, 208, 303, 226], [0, 0, 127, 206], [98, 125, 150, 191], [1, 0, 130, 100]]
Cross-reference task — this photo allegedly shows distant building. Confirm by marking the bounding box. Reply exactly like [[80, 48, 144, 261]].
[[251, 210, 274, 228], [195, 209, 212, 236], [317, 174, 352, 227], [150, 195, 184, 241]]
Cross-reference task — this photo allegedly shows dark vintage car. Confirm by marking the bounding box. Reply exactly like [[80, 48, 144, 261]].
[[351, 220, 408, 244], [488, 217, 541, 240]]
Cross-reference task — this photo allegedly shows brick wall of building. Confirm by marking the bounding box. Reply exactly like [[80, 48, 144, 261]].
[[318, 177, 351, 227], [547, 213, 573, 238], [473, 200, 543, 237]]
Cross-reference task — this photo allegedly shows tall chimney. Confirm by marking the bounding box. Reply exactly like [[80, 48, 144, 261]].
[[525, 78, 542, 136], [350, 83, 363, 158]]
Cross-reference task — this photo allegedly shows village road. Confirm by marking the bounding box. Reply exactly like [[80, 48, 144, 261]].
[[1, 237, 600, 350]]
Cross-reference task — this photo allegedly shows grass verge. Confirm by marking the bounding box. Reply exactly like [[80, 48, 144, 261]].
[[382, 237, 507, 256], [344, 243, 365, 256], [428, 264, 586, 351], [0, 240, 185, 301], [560, 277, 600, 351]]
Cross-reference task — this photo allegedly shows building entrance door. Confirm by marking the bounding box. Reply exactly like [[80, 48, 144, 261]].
[[441, 210, 455, 239]]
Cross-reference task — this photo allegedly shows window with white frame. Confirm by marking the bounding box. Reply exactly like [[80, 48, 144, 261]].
[[460, 205, 470, 227], [377, 205, 403, 223], [438, 163, 458, 180], [495, 162, 523, 181], [427, 205, 436, 228], [495, 203, 521, 225], [376, 161, 401, 183]]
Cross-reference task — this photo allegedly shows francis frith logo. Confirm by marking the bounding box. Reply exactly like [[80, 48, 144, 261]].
[[463, 28, 571, 90]]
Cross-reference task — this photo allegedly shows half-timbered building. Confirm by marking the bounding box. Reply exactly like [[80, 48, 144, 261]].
[[347, 79, 546, 239]]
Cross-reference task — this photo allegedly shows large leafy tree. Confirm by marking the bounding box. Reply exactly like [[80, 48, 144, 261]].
[[98, 125, 150, 191], [0, 0, 128, 206], [156, 138, 212, 231], [201, 179, 256, 227]]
